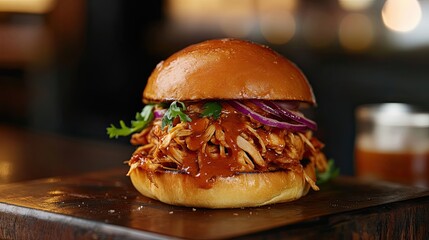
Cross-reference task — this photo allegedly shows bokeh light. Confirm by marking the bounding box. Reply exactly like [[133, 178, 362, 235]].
[[302, 9, 337, 48], [338, 13, 374, 52], [166, 0, 220, 28], [259, 10, 295, 44], [338, 0, 374, 11], [218, 0, 255, 38], [0, 0, 55, 13], [382, 0, 422, 32], [257, 0, 297, 45], [258, 0, 297, 12]]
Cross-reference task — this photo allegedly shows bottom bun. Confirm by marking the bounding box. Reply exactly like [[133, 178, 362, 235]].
[[129, 163, 316, 209]]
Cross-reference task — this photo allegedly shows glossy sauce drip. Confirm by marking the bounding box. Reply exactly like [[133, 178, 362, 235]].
[[181, 106, 248, 188], [182, 117, 207, 177], [186, 117, 208, 150]]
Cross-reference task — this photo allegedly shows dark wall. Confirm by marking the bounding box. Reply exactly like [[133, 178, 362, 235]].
[[67, 1, 163, 139]]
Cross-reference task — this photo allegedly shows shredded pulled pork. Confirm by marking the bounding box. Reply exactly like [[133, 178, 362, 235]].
[[128, 102, 328, 189]]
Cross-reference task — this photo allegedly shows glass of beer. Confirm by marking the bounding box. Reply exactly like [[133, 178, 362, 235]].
[[354, 103, 429, 188]]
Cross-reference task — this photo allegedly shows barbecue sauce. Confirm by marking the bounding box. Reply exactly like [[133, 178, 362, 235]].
[[133, 102, 307, 189], [182, 107, 247, 188]]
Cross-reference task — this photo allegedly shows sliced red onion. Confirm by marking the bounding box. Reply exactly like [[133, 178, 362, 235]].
[[249, 100, 282, 118], [276, 101, 299, 110], [272, 102, 317, 130], [154, 109, 166, 119], [228, 101, 308, 132], [250, 100, 317, 131]]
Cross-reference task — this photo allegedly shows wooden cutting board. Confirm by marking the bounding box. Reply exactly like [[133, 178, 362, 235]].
[[0, 168, 428, 240]]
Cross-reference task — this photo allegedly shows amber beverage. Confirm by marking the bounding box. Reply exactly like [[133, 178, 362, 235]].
[[355, 148, 429, 187], [354, 103, 429, 188]]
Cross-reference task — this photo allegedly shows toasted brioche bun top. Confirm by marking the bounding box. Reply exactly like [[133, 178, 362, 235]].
[[143, 38, 316, 105]]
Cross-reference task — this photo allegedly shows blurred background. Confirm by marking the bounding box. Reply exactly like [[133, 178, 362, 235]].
[[0, 0, 428, 176]]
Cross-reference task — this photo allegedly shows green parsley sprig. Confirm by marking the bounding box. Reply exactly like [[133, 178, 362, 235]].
[[107, 104, 154, 138], [316, 159, 340, 185], [161, 101, 192, 129], [201, 101, 222, 119], [107, 101, 223, 138]]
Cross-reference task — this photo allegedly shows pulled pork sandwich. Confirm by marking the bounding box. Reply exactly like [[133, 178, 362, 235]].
[[108, 38, 332, 208]]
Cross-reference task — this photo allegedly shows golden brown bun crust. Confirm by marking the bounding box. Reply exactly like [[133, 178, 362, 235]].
[[143, 38, 316, 105], [129, 163, 316, 209]]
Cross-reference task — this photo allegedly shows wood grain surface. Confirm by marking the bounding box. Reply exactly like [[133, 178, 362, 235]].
[[0, 168, 428, 240]]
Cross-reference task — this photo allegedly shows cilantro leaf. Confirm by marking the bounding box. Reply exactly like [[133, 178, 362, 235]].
[[161, 101, 192, 129], [201, 101, 222, 119], [316, 159, 340, 185], [107, 104, 154, 138]]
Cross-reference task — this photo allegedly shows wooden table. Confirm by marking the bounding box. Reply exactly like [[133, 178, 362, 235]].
[[0, 125, 428, 239], [0, 125, 133, 184]]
